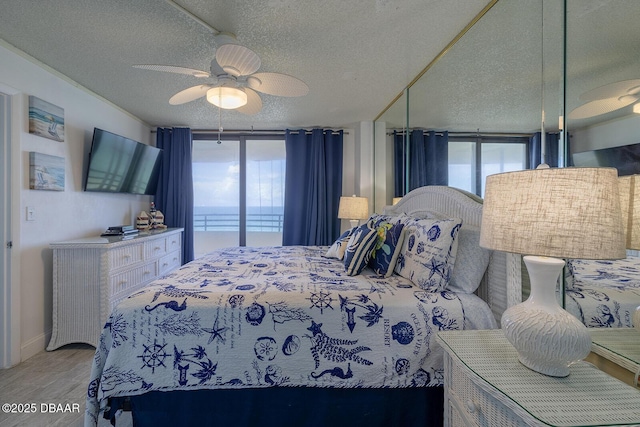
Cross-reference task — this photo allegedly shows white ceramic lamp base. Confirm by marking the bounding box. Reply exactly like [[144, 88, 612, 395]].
[[501, 255, 592, 377]]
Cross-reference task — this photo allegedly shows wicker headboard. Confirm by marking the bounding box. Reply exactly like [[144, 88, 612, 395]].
[[383, 185, 515, 322]]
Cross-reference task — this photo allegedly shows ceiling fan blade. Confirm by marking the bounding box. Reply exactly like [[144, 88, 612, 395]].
[[133, 64, 210, 78], [247, 72, 309, 97], [215, 44, 261, 77], [236, 88, 262, 115], [568, 95, 639, 120], [169, 84, 213, 105], [579, 79, 640, 102]]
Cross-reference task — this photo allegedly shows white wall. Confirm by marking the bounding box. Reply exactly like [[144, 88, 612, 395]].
[[0, 41, 153, 363]]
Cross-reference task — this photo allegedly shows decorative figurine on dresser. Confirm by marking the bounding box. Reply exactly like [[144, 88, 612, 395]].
[[47, 227, 183, 351], [136, 201, 167, 231]]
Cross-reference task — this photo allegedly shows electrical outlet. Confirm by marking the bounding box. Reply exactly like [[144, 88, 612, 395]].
[[26, 206, 35, 221]]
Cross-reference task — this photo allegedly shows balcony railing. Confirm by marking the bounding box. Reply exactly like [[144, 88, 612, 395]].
[[194, 212, 284, 232]]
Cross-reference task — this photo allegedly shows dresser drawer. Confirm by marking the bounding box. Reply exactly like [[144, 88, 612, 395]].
[[449, 357, 528, 427], [159, 250, 181, 276], [109, 262, 157, 297], [108, 244, 143, 270], [166, 233, 182, 254], [144, 237, 168, 259]]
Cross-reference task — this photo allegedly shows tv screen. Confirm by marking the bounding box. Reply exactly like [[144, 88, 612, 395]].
[[84, 128, 162, 195], [572, 142, 640, 176]]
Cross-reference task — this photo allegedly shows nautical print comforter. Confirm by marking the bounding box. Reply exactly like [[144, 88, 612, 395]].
[[566, 258, 640, 328], [85, 246, 496, 426]]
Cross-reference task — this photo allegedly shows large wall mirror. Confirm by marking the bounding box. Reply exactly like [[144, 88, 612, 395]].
[[374, 0, 640, 310], [562, 0, 640, 323]]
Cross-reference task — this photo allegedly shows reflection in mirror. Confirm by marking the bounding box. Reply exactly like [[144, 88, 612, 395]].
[[373, 0, 566, 306], [374, 0, 565, 206], [564, 0, 640, 329]]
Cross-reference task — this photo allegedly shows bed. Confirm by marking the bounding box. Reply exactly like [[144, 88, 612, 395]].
[[564, 256, 640, 328], [84, 185, 511, 427]]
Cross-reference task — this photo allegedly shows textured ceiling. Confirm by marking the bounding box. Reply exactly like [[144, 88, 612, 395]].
[[3, 1, 637, 134], [376, 0, 640, 134], [0, 0, 490, 131]]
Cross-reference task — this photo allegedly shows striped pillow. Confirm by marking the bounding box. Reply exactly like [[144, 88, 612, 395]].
[[344, 223, 378, 276]]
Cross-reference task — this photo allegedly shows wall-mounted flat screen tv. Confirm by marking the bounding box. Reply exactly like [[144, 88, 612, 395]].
[[84, 128, 162, 195], [572, 142, 640, 176]]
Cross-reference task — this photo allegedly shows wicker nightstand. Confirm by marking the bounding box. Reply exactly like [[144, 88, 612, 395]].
[[586, 328, 640, 388], [437, 330, 640, 427]]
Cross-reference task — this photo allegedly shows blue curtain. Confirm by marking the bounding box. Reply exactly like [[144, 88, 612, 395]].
[[394, 130, 449, 193], [282, 129, 343, 246], [155, 127, 194, 264], [409, 130, 449, 190], [529, 132, 561, 168]]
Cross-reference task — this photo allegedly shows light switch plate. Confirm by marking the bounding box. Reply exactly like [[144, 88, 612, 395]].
[[26, 206, 35, 221]]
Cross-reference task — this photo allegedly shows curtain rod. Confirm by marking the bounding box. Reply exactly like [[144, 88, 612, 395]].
[[152, 128, 348, 135], [387, 130, 533, 138]]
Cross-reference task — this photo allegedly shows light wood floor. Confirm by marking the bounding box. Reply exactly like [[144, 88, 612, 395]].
[[0, 344, 132, 427]]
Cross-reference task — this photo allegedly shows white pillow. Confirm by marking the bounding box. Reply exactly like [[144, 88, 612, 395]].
[[447, 226, 491, 293], [325, 228, 354, 260], [394, 217, 462, 290]]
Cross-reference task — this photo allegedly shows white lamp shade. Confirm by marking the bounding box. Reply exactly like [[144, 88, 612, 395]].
[[338, 196, 369, 220], [206, 87, 248, 109], [480, 167, 625, 260], [619, 174, 640, 250], [392, 197, 402, 205]]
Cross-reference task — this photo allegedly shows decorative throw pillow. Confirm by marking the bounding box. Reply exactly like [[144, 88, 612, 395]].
[[325, 228, 354, 260], [368, 213, 397, 227], [369, 219, 406, 277], [447, 226, 491, 293], [344, 223, 378, 276], [394, 217, 463, 290]]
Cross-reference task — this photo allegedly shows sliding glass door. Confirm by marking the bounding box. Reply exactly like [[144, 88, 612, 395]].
[[192, 135, 285, 257]]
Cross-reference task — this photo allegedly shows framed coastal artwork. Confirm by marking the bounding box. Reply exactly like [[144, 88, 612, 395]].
[[28, 96, 65, 142], [29, 152, 65, 191]]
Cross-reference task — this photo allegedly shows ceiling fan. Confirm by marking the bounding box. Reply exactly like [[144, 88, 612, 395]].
[[568, 79, 640, 120], [133, 33, 309, 115]]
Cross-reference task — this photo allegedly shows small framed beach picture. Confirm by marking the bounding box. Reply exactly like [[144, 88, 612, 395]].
[[29, 152, 65, 191], [28, 96, 65, 142]]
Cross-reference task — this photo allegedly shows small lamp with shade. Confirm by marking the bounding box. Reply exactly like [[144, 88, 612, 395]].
[[338, 195, 369, 229], [480, 165, 625, 377]]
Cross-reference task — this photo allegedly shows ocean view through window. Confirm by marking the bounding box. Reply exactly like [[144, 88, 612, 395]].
[[192, 136, 285, 256]]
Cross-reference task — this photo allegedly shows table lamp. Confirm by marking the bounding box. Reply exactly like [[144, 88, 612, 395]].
[[338, 195, 369, 228], [480, 166, 625, 377]]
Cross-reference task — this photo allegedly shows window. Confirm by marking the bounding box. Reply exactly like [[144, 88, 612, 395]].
[[448, 135, 528, 196], [192, 134, 285, 256]]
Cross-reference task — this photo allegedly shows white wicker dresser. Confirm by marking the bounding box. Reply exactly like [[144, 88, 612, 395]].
[[438, 330, 640, 427], [47, 228, 183, 350]]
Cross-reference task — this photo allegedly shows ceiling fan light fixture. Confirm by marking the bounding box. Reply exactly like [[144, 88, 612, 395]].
[[206, 87, 248, 109], [633, 103, 640, 114]]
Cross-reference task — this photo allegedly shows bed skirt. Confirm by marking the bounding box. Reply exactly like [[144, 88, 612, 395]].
[[106, 386, 444, 427]]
